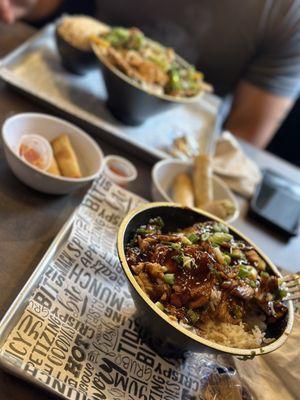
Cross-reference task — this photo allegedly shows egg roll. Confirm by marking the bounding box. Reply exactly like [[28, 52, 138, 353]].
[[172, 172, 194, 207], [202, 199, 236, 220], [47, 157, 61, 176], [193, 154, 213, 207], [51, 134, 81, 178]]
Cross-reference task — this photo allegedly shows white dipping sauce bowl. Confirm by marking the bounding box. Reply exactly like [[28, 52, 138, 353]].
[[152, 159, 240, 223], [2, 113, 103, 194], [103, 155, 137, 187]]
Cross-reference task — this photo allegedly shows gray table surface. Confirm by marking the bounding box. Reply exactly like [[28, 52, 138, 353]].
[[0, 21, 299, 400]]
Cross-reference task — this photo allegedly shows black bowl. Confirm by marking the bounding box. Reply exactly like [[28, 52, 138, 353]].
[[55, 26, 98, 75], [117, 202, 294, 357], [92, 44, 202, 126]]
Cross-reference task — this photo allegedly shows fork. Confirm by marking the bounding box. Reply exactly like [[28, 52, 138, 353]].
[[281, 272, 300, 301]]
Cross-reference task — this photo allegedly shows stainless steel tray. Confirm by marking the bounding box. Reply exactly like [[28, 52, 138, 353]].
[[0, 211, 75, 398], [0, 22, 219, 162]]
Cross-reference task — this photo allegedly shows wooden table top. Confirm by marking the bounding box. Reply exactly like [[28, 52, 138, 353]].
[[0, 21, 299, 400]]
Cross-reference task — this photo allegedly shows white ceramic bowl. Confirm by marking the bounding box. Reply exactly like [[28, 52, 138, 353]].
[[152, 159, 239, 223], [2, 113, 103, 194]]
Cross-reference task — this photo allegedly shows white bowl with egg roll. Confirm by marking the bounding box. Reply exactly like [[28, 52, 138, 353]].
[[152, 159, 239, 223], [2, 113, 103, 194]]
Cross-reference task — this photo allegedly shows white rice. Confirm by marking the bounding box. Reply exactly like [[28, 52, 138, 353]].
[[199, 320, 266, 348], [58, 16, 109, 51], [178, 314, 275, 349]]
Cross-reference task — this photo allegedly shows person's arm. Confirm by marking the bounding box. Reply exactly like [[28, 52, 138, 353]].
[[225, 81, 294, 148], [0, 0, 62, 24]]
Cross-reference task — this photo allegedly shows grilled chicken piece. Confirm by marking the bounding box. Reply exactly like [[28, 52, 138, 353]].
[[126, 247, 141, 265], [170, 293, 183, 307], [137, 60, 168, 86], [188, 280, 213, 309], [138, 236, 157, 252], [144, 262, 164, 280], [258, 300, 288, 323], [131, 262, 145, 274], [215, 294, 241, 324], [231, 285, 255, 301], [188, 295, 210, 309], [135, 272, 165, 302], [138, 234, 180, 253], [260, 275, 279, 293], [123, 50, 168, 86], [150, 234, 181, 243]]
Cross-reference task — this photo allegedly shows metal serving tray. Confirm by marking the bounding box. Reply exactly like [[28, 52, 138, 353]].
[[0, 22, 219, 162], [0, 212, 75, 397]]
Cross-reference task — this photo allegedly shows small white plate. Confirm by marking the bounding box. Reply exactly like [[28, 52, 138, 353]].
[[2, 113, 104, 194], [152, 159, 239, 223]]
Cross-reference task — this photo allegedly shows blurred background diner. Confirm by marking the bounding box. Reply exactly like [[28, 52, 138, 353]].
[[1, 0, 300, 166]]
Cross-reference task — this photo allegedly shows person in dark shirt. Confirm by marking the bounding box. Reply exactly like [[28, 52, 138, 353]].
[[1, 0, 300, 149]]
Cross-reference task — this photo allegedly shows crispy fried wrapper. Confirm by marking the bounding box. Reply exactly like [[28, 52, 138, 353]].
[[172, 172, 194, 207], [193, 154, 213, 207], [46, 156, 61, 176], [203, 199, 236, 220], [51, 134, 82, 178]]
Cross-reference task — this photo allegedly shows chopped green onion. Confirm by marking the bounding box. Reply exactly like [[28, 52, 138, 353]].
[[155, 301, 165, 311], [187, 309, 199, 324], [249, 280, 257, 288], [187, 233, 200, 244], [170, 242, 181, 250], [136, 227, 152, 235], [223, 254, 231, 265], [127, 31, 144, 50], [260, 271, 270, 278], [210, 267, 222, 278], [279, 288, 287, 299], [105, 27, 130, 47], [212, 223, 229, 233], [165, 69, 182, 94], [209, 232, 233, 245], [213, 246, 224, 264], [182, 255, 195, 269], [231, 248, 245, 260], [201, 232, 210, 241], [182, 236, 192, 245], [172, 254, 183, 264], [238, 265, 257, 280], [164, 273, 175, 285]]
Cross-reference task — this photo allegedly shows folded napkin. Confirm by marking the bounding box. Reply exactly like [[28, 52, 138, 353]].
[[212, 131, 262, 198], [234, 314, 300, 400]]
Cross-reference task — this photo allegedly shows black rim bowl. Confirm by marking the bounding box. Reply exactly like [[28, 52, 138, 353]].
[[92, 43, 202, 126], [117, 202, 294, 357], [55, 26, 98, 75]]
